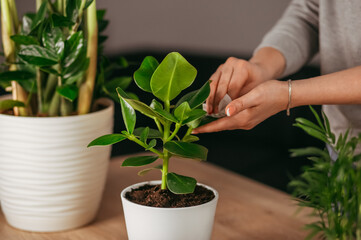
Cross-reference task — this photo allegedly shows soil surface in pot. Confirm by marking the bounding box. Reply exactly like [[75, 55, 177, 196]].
[[125, 184, 215, 208]]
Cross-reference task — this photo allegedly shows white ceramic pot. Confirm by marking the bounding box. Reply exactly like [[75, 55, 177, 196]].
[[121, 180, 219, 240], [0, 98, 114, 232]]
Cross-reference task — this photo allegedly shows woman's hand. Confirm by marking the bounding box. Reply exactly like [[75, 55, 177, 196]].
[[206, 57, 269, 114], [193, 80, 289, 133]]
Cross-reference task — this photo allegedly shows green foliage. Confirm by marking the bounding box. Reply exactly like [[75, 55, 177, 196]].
[[0, 1, 133, 116], [289, 106, 361, 240], [89, 53, 210, 194]]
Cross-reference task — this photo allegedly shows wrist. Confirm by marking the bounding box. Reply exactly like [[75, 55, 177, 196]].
[[250, 47, 286, 79]]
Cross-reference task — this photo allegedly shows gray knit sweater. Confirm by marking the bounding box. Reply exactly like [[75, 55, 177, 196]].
[[256, 0, 361, 142]]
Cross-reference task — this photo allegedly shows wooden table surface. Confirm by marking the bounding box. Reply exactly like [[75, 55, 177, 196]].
[[0, 154, 313, 240]]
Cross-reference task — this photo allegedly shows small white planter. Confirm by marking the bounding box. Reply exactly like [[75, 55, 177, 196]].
[[0, 98, 114, 232], [121, 180, 219, 240]]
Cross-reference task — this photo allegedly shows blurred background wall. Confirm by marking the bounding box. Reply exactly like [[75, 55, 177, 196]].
[[15, 0, 290, 57]]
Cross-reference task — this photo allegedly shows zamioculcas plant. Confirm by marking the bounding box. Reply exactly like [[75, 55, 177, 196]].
[[289, 106, 361, 240], [89, 52, 211, 194], [0, 0, 133, 116]]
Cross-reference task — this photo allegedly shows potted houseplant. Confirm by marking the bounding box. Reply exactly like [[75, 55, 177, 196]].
[[89, 52, 219, 240], [0, 0, 133, 232], [289, 106, 361, 239]]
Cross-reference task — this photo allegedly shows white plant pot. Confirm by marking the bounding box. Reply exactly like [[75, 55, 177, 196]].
[[121, 180, 219, 240], [0, 98, 114, 232]]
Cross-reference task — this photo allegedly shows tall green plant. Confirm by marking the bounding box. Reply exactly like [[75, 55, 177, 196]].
[[289, 106, 361, 240], [0, 0, 132, 116], [89, 52, 210, 194]]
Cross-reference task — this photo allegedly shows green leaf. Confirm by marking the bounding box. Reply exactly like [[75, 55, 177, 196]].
[[40, 67, 60, 76], [309, 105, 325, 131], [18, 45, 58, 66], [174, 102, 191, 122], [182, 135, 199, 143], [84, 0, 94, 9], [295, 118, 324, 133], [138, 165, 162, 176], [146, 139, 157, 149], [167, 172, 197, 194], [122, 155, 158, 167], [56, 85, 78, 102], [134, 56, 159, 92], [150, 99, 163, 110], [0, 71, 35, 82], [66, 0, 82, 22], [176, 81, 210, 109], [51, 14, 74, 27], [183, 109, 207, 124], [105, 76, 132, 92], [119, 95, 136, 134], [293, 123, 329, 144], [21, 13, 35, 35], [290, 147, 330, 159], [117, 56, 129, 68], [10, 35, 39, 45], [134, 127, 162, 138], [150, 52, 197, 102], [153, 107, 178, 123], [42, 26, 64, 56], [88, 134, 127, 147], [117, 87, 165, 124], [140, 127, 149, 143], [164, 141, 208, 160], [62, 31, 85, 69], [0, 100, 25, 111], [31, 2, 47, 31]]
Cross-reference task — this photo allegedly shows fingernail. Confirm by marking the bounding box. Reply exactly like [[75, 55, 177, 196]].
[[226, 106, 235, 116], [191, 130, 198, 134]]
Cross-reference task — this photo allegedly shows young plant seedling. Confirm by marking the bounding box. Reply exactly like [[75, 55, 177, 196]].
[[88, 52, 210, 194]]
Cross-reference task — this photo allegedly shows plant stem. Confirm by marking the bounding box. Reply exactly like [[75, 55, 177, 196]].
[[154, 119, 163, 134], [44, 72, 58, 103], [167, 123, 180, 142], [129, 135, 163, 157], [70, 0, 86, 35], [161, 100, 171, 190], [36, 68, 43, 114], [77, 0, 97, 114], [182, 127, 193, 141]]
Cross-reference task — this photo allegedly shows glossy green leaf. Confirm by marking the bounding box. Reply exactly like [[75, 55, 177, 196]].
[[56, 85, 78, 102], [146, 139, 157, 150], [10, 35, 39, 45], [119, 94, 136, 134], [117, 87, 165, 124], [150, 99, 163, 110], [164, 141, 208, 160], [140, 127, 149, 143], [134, 56, 159, 92], [51, 14, 74, 27], [42, 26, 64, 56], [134, 127, 162, 138], [122, 155, 158, 167], [84, 0, 94, 9], [176, 81, 210, 109], [153, 107, 178, 123], [62, 31, 85, 68], [0, 100, 25, 111], [40, 67, 60, 76], [21, 13, 35, 35], [31, 2, 47, 31], [150, 52, 197, 102], [167, 172, 197, 194], [295, 118, 324, 133], [88, 134, 127, 147], [138, 165, 162, 176], [182, 135, 199, 143], [0, 71, 35, 82], [66, 0, 82, 22], [183, 109, 207, 124], [105, 77, 132, 92], [18, 45, 58, 66], [294, 123, 329, 144], [174, 102, 191, 122]]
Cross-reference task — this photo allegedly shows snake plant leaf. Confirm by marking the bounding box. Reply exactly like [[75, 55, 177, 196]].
[[42, 26, 64, 57], [51, 14, 74, 28], [138, 165, 162, 176], [182, 109, 207, 124], [164, 141, 208, 160], [31, 1, 47, 31], [167, 172, 197, 194], [0, 71, 35, 82], [134, 56, 159, 92], [176, 81, 210, 109], [134, 127, 162, 138], [88, 134, 127, 147], [140, 127, 149, 143], [10, 35, 39, 45], [119, 95, 136, 134], [116, 87, 165, 124], [56, 85, 78, 102], [122, 155, 158, 167], [174, 102, 191, 122], [0, 100, 25, 111], [150, 52, 197, 102], [18, 45, 58, 66]]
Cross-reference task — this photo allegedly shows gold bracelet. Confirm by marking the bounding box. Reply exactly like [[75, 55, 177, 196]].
[[287, 79, 292, 116]]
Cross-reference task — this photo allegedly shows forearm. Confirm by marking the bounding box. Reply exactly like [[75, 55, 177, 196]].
[[292, 65, 361, 107], [250, 47, 286, 80]]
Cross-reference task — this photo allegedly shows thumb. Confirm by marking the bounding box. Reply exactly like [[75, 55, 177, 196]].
[[226, 91, 258, 117]]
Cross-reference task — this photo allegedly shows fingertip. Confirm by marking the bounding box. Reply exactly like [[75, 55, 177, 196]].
[[191, 130, 198, 134], [226, 106, 235, 117]]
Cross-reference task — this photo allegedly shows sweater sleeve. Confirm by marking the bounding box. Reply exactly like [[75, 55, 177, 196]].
[[254, 0, 319, 77]]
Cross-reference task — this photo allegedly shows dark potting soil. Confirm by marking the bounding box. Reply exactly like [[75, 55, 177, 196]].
[[125, 184, 215, 208]]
